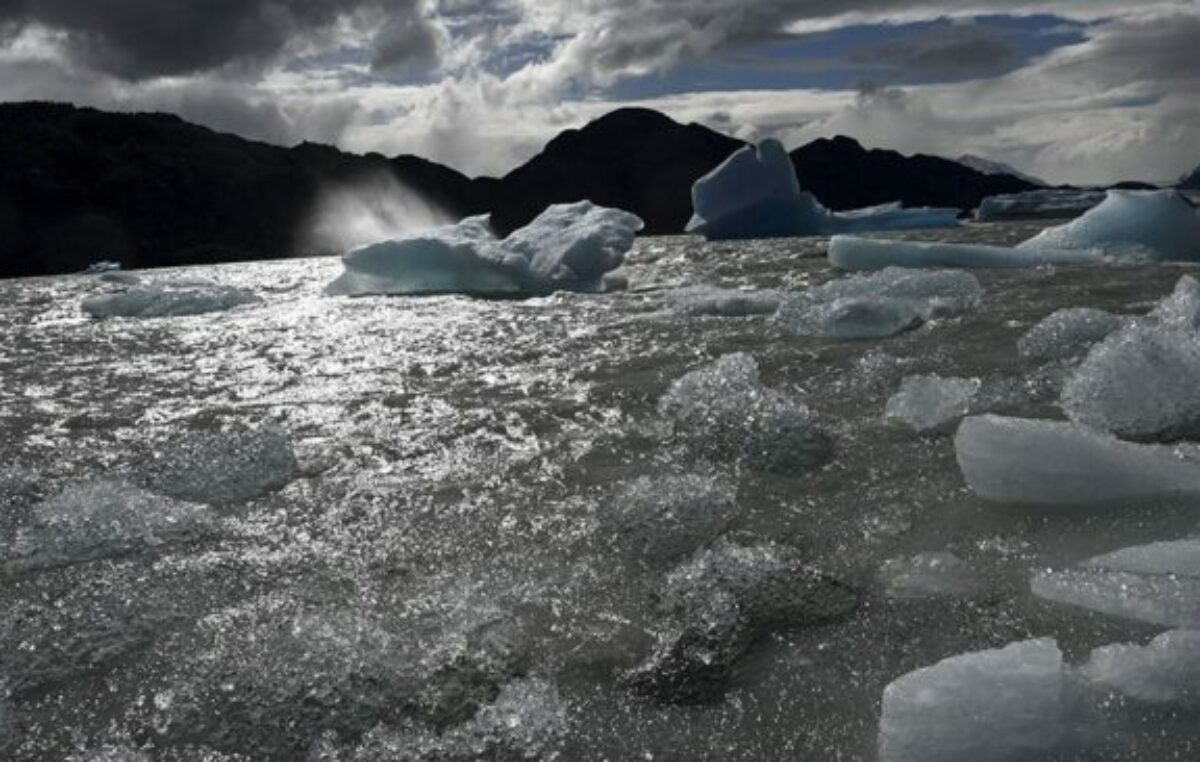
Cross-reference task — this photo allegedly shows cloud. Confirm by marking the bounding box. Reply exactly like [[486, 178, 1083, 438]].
[[0, 0, 441, 79]]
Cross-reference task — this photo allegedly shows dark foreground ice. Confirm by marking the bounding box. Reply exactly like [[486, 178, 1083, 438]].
[[2, 220, 1200, 759]]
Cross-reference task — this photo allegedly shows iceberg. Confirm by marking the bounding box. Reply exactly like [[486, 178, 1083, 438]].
[[1017, 308, 1124, 362], [1018, 190, 1200, 261], [974, 189, 1106, 222], [686, 139, 959, 241], [665, 286, 782, 317], [829, 235, 1102, 271], [954, 415, 1200, 506], [832, 190, 1200, 271], [325, 201, 643, 297], [658, 353, 832, 474], [1082, 630, 1200, 704], [877, 638, 1071, 762], [776, 267, 982, 340], [1062, 277, 1200, 440], [82, 281, 260, 318], [884, 375, 981, 433]]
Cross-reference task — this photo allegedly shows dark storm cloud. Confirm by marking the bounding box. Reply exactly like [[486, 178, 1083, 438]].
[[0, 0, 438, 79], [847, 26, 1016, 77]]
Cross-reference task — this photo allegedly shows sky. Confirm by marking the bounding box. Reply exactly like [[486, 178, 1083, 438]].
[[0, 1, 1197, 185]]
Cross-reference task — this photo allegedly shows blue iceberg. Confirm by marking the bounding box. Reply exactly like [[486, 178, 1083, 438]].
[[686, 139, 960, 241]]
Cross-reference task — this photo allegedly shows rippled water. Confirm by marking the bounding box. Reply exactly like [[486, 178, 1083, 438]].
[[2, 221, 1199, 760]]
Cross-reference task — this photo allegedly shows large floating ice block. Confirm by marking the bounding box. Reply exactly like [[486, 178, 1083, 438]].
[[1034, 538, 1200, 628], [326, 201, 643, 297], [1032, 569, 1200, 628], [955, 415, 1200, 505], [1018, 308, 1124, 362], [1082, 629, 1200, 704], [687, 140, 959, 241], [776, 267, 982, 340], [1062, 277, 1200, 440], [878, 638, 1070, 762], [829, 235, 1101, 271], [1018, 190, 1200, 261]]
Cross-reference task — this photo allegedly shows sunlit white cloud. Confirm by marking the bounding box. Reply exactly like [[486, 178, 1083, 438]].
[[0, 0, 1197, 184]]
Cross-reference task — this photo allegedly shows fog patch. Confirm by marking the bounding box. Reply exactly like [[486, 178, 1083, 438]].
[[300, 172, 452, 255]]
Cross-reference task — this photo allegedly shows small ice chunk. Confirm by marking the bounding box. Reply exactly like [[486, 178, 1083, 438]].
[[608, 474, 738, 566], [666, 286, 782, 316], [1031, 568, 1200, 628], [955, 415, 1200, 505], [326, 201, 643, 297], [885, 375, 980, 432], [83, 260, 122, 274], [829, 235, 1100, 271], [1082, 630, 1200, 704], [776, 267, 983, 340], [82, 281, 260, 318], [2, 480, 216, 575], [877, 638, 1070, 762], [142, 426, 296, 505], [1018, 190, 1200, 261], [687, 139, 958, 241], [1061, 277, 1200, 440], [1081, 540, 1200, 577], [658, 354, 832, 474], [1017, 308, 1124, 362], [879, 552, 981, 599], [974, 189, 1106, 222]]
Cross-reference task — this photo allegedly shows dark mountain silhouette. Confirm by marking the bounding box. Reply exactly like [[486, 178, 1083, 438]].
[[486, 108, 743, 236], [0, 102, 489, 278], [0, 102, 1044, 279], [789, 136, 1036, 211], [1180, 164, 1200, 190]]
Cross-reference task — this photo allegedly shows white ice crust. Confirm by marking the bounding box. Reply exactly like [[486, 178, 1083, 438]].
[[326, 201, 643, 297]]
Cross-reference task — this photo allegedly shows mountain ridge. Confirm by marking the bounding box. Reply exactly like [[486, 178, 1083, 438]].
[[0, 101, 1045, 278]]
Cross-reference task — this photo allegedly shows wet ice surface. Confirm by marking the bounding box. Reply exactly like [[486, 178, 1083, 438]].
[[3, 220, 1200, 759]]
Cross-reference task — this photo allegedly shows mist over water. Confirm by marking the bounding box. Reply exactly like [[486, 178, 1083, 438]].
[[299, 172, 451, 255]]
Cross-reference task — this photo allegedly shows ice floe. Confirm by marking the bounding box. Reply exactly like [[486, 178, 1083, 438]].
[[326, 201, 643, 297], [1082, 629, 1200, 704], [1017, 308, 1124, 362], [884, 375, 980, 433], [955, 415, 1200, 505], [776, 267, 982, 340], [1033, 539, 1200, 628], [665, 285, 782, 316], [829, 235, 1101, 271], [1, 480, 217, 575], [686, 139, 958, 241], [1062, 277, 1200, 440], [627, 540, 858, 703], [82, 280, 260, 318], [878, 638, 1073, 762], [658, 353, 832, 474]]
